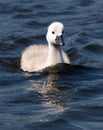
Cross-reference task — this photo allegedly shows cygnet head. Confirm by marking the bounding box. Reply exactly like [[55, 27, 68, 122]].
[[46, 22, 65, 47]]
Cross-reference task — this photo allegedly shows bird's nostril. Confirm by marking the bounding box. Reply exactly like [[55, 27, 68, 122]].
[[61, 35, 63, 39]]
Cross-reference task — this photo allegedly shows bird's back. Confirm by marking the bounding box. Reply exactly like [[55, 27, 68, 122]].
[[21, 45, 48, 72]]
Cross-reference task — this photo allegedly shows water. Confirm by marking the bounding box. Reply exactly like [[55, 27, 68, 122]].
[[0, 0, 103, 129]]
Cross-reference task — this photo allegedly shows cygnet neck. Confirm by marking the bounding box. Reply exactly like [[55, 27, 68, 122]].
[[46, 42, 64, 66]]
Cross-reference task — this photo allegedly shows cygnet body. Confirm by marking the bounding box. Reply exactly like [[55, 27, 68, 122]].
[[20, 22, 70, 72]]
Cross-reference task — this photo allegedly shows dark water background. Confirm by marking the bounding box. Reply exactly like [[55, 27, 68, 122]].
[[0, 0, 103, 130]]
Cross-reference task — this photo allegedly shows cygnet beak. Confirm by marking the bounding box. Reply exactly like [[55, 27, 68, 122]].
[[55, 35, 65, 46]]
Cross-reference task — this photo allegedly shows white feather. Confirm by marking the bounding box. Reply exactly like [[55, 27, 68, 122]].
[[20, 22, 70, 72]]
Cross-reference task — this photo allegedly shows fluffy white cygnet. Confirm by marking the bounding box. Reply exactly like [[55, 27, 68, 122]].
[[20, 22, 70, 72]]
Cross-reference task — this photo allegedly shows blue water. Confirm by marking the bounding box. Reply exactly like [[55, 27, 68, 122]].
[[0, 0, 103, 130]]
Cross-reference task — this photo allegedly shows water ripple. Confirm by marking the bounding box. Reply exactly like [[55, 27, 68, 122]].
[[0, 0, 103, 130]]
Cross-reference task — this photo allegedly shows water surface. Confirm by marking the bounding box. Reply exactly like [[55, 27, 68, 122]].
[[0, 0, 103, 130]]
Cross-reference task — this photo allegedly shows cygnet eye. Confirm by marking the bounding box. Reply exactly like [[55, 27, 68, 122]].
[[52, 31, 55, 34], [62, 30, 64, 34]]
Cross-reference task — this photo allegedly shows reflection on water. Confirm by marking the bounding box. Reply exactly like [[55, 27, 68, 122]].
[[30, 64, 75, 115]]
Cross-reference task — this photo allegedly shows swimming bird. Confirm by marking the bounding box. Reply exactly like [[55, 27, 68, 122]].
[[20, 22, 70, 72]]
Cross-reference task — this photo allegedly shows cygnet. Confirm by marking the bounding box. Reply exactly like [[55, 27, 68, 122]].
[[20, 22, 70, 72]]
